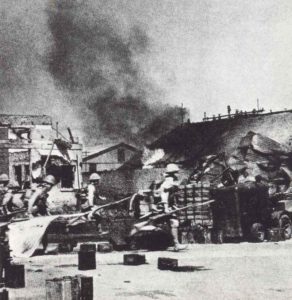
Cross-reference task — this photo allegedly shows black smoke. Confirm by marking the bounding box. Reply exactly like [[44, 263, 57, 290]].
[[46, 0, 184, 145], [0, 0, 185, 146]]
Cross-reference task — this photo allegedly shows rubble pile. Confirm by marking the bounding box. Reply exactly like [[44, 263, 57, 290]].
[[193, 131, 292, 193]]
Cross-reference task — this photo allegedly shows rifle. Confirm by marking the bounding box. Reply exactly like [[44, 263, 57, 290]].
[[89, 196, 132, 215], [67, 196, 132, 226], [0, 207, 28, 222], [132, 199, 215, 233]]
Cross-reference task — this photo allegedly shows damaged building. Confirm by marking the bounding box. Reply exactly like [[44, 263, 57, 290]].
[[149, 108, 292, 168], [82, 142, 139, 181], [0, 114, 83, 207], [98, 108, 292, 196]]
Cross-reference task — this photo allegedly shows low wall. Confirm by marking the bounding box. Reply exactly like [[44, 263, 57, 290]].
[[98, 168, 192, 197]]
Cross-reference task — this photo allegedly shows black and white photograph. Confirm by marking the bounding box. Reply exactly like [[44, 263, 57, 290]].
[[1, 0, 292, 299]]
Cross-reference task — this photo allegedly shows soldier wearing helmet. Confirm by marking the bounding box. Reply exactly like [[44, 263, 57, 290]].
[[2, 180, 22, 213], [82, 173, 106, 213], [0, 174, 9, 211], [159, 163, 186, 251], [0, 174, 9, 185], [26, 174, 56, 217]]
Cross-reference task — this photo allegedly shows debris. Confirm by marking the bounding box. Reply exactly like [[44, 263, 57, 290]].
[[5, 264, 25, 288], [34, 269, 43, 273], [46, 276, 79, 300], [97, 242, 113, 253], [78, 248, 96, 271], [80, 243, 97, 252], [0, 286, 8, 300], [76, 275, 93, 300], [157, 257, 178, 270], [266, 228, 283, 242], [123, 254, 146, 265]]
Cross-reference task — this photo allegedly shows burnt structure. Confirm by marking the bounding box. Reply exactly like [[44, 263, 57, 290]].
[[149, 109, 292, 167], [0, 114, 83, 207]]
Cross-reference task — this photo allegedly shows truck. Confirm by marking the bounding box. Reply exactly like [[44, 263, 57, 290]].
[[210, 182, 292, 242]]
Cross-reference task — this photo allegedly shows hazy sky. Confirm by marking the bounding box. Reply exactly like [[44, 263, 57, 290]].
[[102, 0, 292, 121], [1, 0, 292, 129]]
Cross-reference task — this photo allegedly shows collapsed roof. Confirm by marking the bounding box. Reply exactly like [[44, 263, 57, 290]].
[[149, 110, 292, 166], [195, 131, 292, 188]]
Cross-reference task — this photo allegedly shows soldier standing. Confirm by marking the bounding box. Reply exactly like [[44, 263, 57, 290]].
[[0, 174, 9, 210], [159, 163, 187, 251], [87, 173, 106, 209]]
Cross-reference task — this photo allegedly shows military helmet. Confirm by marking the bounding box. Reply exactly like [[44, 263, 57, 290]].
[[7, 180, 20, 189], [89, 173, 101, 181], [0, 174, 9, 182], [138, 189, 152, 195], [165, 163, 180, 173], [43, 175, 56, 186]]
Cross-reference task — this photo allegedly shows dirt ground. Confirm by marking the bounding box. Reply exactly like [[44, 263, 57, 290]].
[[8, 240, 292, 300]]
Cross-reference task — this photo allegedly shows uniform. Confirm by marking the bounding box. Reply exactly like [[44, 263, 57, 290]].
[[1, 181, 23, 213], [27, 175, 56, 217], [27, 186, 50, 216], [159, 174, 181, 248]]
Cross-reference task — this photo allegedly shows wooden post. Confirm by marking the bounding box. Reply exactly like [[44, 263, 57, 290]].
[[43, 140, 55, 175]]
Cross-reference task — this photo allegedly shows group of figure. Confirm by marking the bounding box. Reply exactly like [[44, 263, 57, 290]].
[[0, 164, 187, 252], [0, 173, 56, 218], [130, 163, 187, 252]]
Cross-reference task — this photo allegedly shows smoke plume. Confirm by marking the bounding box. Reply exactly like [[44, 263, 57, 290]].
[[0, 0, 184, 146]]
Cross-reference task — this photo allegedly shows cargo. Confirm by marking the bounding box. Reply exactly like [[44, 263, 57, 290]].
[[78, 251, 96, 270], [5, 264, 25, 288], [80, 243, 96, 252], [123, 254, 146, 265], [75, 275, 93, 300], [97, 242, 113, 253], [0, 288, 8, 300], [46, 276, 79, 300], [158, 257, 178, 270]]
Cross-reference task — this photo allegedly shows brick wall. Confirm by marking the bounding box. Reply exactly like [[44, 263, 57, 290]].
[[0, 127, 8, 140], [0, 148, 9, 175]]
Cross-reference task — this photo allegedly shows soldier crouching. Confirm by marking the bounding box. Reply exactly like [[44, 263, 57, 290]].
[[25, 175, 56, 217]]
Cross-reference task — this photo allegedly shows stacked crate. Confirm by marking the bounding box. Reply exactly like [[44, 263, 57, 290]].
[[177, 182, 212, 227]]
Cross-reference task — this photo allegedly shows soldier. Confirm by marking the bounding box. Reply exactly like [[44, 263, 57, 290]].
[[149, 180, 163, 210], [159, 163, 187, 251], [0, 174, 9, 209], [0, 222, 11, 284], [26, 175, 56, 217], [2, 181, 23, 213], [87, 173, 106, 209], [76, 182, 90, 212]]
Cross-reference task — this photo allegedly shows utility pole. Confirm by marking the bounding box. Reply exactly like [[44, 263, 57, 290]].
[[180, 103, 185, 124], [56, 122, 59, 138]]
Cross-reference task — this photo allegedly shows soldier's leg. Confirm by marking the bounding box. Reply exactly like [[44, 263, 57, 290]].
[[169, 218, 179, 244], [169, 218, 187, 251]]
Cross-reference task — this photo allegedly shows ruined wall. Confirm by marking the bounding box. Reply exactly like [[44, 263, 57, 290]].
[[9, 150, 30, 186], [0, 114, 52, 126], [152, 111, 292, 165], [98, 168, 192, 197], [216, 111, 292, 155], [0, 127, 8, 140], [0, 149, 9, 176]]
